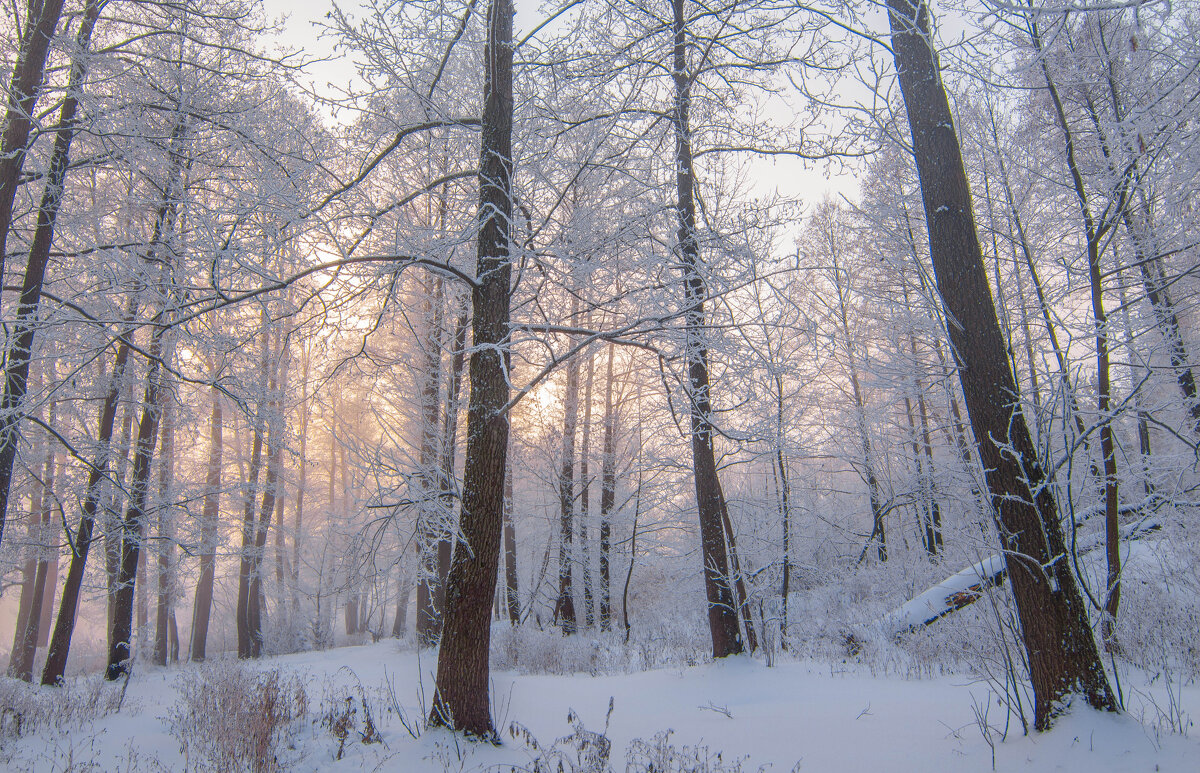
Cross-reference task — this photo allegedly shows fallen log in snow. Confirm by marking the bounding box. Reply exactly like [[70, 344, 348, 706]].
[[883, 515, 1163, 635]]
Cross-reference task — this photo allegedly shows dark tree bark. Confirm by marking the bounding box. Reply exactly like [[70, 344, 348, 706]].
[[247, 330, 289, 657], [672, 0, 743, 658], [886, 0, 1117, 730], [0, 0, 66, 300], [773, 374, 791, 645], [0, 0, 100, 548], [43, 314, 137, 685], [189, 382, 222, 661], [7, 401, 55, 681], [106, 323, 170, 680], [235, 329, 268, 658], [598, 344, 617, 631], [1026, 18, 1122, 650], [428, 0, 513, 738], [579, 339, 595, 629], [555, 298, 580, 634]]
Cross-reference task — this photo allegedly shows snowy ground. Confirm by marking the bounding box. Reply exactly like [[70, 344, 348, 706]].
[[2, 637, 1197, 772]]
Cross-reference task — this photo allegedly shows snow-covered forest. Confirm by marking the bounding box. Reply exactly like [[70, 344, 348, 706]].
[[1, 0, 1199, 769]]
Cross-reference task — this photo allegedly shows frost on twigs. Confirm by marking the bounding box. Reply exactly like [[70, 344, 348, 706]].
[[167, 663, 308, 773], [0, 675, 121, 741], [509, 699, 614, 773]]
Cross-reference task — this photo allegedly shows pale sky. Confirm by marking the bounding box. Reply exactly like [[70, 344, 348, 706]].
[[261, 0, 858, 219]]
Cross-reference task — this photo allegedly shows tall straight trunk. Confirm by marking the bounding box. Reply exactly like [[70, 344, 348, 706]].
[[598, 344, 617, 631], [1027, 19, 1122, 650], [107, 391, 136, 633], [916, 388, 941, 553], [190, 382, 221, 661], [8, 401, 55, 681], [106, 322, 170, 680], [503, 443, 519, 623], [392, 568, 412, 636], [429, 0, 513, 737], [8, 536, 37, 677], [154, 398, 175, 667], [236, 329, 269, 658], [432, 304, 468, 631], [886, 0, 1117, 729], [7, 359, 44, 678], [833, 254, 886, 563], [416, 276, 446, 646], [671, 0, 743, 658], [0, 0, 66, 294], [904, 304, 941, 556], [247, 332, 288, 658], [43, 310, 139, 684], [556, 298, 580, 634], [579, 337, 595, 629], [0, 0, 101, 548], [291, 349, 310, 617], [1084, 51, 1200, 433]]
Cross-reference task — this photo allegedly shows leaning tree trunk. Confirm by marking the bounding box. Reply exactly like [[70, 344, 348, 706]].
[[42, 312, 138, 685], [0, 0, 66, 300], [0, 0, 101, 548], [886, 0, 1117, 730], [672, 0, 743, 658], [428, 0, 513, 738]]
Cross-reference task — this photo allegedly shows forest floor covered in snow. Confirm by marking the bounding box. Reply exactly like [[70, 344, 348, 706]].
[[1, 635, 1197, 772]]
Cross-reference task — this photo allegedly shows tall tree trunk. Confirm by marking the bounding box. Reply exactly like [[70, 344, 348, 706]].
[[672, 0, 743, 658], [503, 443, 519, 623], [0, 0, 66, 297], [0, 0, 100, 548], [886, 0, 1117, 729], [428, 0, 513, 737], [598, 344, 617, 632], [190, 381, 222, 661], [106, 321, 171, 680], [42, 311, 139, 685], [236, 328, 269, 658], [154, 397, 175, 667], [432, 303, 468, 634], [834, 259, 886, 564], [556, 298, 580, 634], [247, 328, 289, 657], [7, 401, 55, 680], [291, 348, 310, 618], [416, 276, 446, 646], [1027, 18, 1122, 651], [579, 337, 595, 629]]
